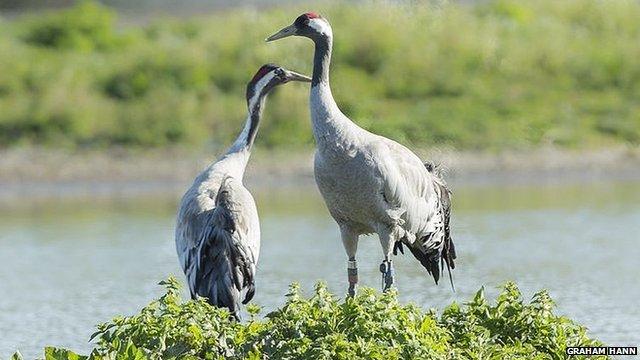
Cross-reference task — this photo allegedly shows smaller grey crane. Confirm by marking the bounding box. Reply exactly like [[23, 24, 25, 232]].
[[267, 14, 456, 296], [175, 64, 311, 318]]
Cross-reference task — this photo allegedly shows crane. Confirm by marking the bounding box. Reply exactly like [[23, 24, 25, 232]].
[[175, 64, 311, 317], [267, 14, 456, 296]]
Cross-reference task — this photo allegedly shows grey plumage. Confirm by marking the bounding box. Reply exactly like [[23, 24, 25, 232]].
[[408, 162, 456, 286], [174, 65, 311, 317], [193, 176, 258, 311], [175, 125, 261, 319], [267, 14, 456, 291]]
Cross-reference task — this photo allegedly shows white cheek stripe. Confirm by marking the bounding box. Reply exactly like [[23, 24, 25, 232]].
[[248, 71, 276, 110], [308, 18, 332, 37], [234, 71, 276, 147]]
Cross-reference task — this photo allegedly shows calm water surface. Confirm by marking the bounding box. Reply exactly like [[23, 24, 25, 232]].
[[1, 181, 639, 358]]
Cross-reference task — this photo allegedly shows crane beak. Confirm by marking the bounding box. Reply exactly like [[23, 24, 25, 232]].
[[265, 24, 296, 42], [283, 69, 312, 83]]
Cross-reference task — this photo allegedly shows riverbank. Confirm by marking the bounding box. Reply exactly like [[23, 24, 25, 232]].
[[1, 146, 639, 203]]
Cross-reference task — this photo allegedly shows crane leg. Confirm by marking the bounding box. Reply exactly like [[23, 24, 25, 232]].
[[347, 258, 358, 297], [379, 259, 394, 291], [378, 228, 395, 292], [341, 226, 359, 297]]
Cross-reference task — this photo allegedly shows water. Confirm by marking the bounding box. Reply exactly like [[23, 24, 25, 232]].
[[1, 181, 639, 358]]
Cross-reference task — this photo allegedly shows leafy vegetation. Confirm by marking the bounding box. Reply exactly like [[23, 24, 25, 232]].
[[21, 277, 606, 359], [1, 0, 639, 150]]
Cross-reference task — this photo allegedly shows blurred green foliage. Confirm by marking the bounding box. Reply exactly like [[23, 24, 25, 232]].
[[21, 1, 122, 51], [29, 278, 606, 359], [0, 0, 639, 150]]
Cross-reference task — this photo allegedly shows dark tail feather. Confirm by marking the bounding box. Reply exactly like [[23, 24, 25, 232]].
[[242, 281, 256, 304], [438, 182, 457, 291], [408, 246, 442, 284], [194, 220, 254, 320], [393, 241, 404, 255], [195, 249, 243, 318], [412, 161, 457, 290], [407, 235, 456, 289], [442, 239, 456, 292]]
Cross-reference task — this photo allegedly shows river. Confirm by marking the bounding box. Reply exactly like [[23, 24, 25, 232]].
[[0, 180, 638, 358]]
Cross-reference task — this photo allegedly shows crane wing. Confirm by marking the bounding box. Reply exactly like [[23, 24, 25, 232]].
[[180, 176, 258, 318], [371, 138, 456, 286]]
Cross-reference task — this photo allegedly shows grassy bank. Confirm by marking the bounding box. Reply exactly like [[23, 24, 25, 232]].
[[0, 0, 639, 150], [14, 278, 606, 359]]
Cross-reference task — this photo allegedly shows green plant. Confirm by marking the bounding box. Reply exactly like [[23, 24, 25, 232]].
[[21, 1, 122, 51], [32, 277, 607, 360]]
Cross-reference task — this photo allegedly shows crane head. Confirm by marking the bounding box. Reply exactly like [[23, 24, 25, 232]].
[[245, 64, 311, 105], [266, 12, 332, 42]]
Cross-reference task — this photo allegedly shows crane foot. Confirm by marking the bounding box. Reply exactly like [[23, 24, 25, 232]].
[[379, 260, 394, 291]]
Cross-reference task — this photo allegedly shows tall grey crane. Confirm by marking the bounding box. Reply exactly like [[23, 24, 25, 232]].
[[175, 64, 311, 318], [267, 13, 456, 295]]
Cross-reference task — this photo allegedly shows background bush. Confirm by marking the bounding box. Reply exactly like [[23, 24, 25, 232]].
[[24, 278, 606, 360], [0, 0, 639, 150]]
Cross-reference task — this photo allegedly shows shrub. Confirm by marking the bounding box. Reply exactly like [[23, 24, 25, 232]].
[[21, 1, 122, 51], [26, 277, 607, 360]]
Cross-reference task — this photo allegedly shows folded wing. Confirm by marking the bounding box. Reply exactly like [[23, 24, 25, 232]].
[[375, 139, 456, 287], [187, 177, 258, 318]]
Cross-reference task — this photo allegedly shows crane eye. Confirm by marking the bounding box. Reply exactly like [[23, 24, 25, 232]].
[[275, 69, 286, 81]]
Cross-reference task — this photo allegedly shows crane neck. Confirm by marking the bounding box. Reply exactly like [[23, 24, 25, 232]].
[[312, 35, 332, 87], [309, 34, 360, 147], [225, 94, 265, 166]]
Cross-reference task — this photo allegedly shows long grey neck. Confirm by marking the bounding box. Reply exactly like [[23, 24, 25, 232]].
[[224, 95, 265, 166], [310, 35, 358, 146], [312, 36, 332, 87]]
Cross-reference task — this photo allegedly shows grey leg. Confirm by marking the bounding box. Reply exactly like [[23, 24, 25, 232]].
[[378, 228, 395, 292], [379, 259, 394, 291], [347, 258, 358, 297], [340, 226, 359, 297]]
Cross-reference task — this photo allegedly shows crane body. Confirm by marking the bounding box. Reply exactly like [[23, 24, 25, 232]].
[[267, 14, 456, 295], [175, 65, 311, 317]]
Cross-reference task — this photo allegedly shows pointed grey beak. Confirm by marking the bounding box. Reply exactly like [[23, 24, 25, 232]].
[[265, 24, 296, 42], [284, 69, 312, 83]]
